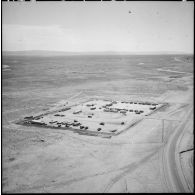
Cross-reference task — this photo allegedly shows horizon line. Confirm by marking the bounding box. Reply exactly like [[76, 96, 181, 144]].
[[2, 50, 193, 55], [2, 50, 194, 56]]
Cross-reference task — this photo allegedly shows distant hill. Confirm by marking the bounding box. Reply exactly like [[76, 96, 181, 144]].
[[2, 50, 192, 56], [2, 50, 80, 56]]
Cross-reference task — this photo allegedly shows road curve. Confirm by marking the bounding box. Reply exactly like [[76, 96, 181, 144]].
[[163, 107, 193, 192]]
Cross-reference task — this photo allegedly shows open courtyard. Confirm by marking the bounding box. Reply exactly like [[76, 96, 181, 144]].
[[18, 99, 165, 137]]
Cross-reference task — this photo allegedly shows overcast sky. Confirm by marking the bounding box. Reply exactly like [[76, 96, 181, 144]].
[[2, 1, 194, 53]]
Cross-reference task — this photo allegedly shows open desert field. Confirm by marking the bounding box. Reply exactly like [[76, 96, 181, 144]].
[[2, 54, 193, 193]]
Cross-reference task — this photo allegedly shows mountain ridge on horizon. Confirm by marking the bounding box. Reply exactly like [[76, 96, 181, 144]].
[[2, 50, 192, 56]]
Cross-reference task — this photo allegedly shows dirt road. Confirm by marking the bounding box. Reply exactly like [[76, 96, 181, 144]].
[[163, 107, 193, 192]]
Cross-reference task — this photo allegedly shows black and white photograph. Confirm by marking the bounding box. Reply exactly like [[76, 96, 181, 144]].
[[1, 0, 194, 193]]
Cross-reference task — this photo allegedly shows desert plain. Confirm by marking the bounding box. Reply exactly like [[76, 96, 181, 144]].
[[2, 53, 193, 193]]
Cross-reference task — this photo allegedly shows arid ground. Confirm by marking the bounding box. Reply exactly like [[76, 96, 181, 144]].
[[2, 54, 193, 193]]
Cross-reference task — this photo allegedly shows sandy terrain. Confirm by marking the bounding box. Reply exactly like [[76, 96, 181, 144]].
[[2, 54, 193, 193], [177, 112, 194, 192]]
